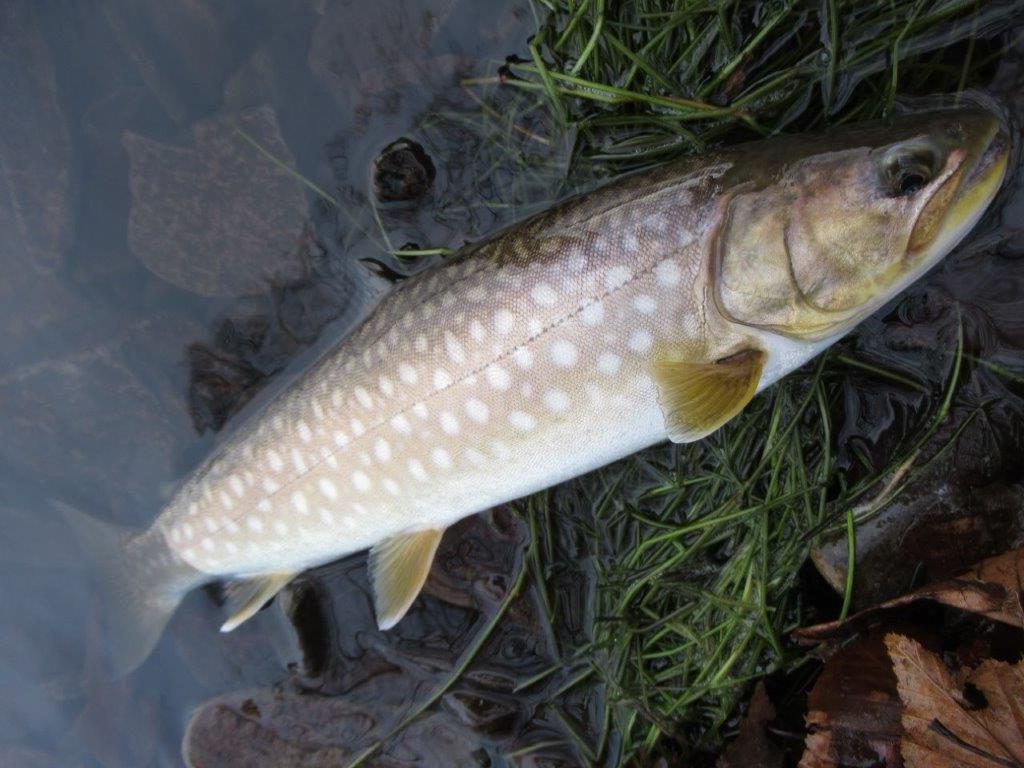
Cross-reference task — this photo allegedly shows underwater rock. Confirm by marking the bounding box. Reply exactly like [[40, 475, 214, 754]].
[[125, 105, 311, 297]]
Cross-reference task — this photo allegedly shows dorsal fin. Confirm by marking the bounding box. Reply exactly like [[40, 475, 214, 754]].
[[369, 528, 444, 630], [652, 348, 766, 443], [220, 572, 297, 632]]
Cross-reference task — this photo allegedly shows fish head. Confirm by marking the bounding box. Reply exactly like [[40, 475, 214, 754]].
[[715, 107, 1009, 340]]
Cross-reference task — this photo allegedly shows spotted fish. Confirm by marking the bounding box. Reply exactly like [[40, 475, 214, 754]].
[[74, 107, 1008, 673]]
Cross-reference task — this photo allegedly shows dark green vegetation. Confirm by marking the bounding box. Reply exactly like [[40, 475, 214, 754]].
[[398, 1, 1021, 764]]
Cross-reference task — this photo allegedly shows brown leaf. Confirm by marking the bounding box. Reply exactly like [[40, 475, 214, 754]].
[[125, 105, 310, 297], [718, 682, 784, 768], [797, 549, 1024, 644], [886, 633, 1024, 768], [797, 632, 903, 768]]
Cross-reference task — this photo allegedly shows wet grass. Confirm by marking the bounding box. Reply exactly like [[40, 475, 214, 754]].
[[414, 1, 1020, 764]]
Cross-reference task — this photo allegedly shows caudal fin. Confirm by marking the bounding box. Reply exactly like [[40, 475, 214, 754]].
[[59, 503, 203, 676]]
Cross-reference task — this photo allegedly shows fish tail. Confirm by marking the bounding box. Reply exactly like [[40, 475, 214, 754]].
[[59, 502, 203, 676]]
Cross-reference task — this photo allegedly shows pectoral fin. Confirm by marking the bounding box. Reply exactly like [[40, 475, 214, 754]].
[[220, 572, 297, 632], [653, 348, 766, 443], [369, 528, 444, 630]]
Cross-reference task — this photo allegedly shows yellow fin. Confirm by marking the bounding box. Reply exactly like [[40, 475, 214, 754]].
[[220, 572, 297, 632], [653, 348, 766, 443], [369, 528, 444, 630]]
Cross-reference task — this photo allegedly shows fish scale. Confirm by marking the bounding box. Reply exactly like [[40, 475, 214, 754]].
[[77, 107, 1007, 673]]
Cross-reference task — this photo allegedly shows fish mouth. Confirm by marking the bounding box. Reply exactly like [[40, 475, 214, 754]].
[[910, 114, 1009, 262]]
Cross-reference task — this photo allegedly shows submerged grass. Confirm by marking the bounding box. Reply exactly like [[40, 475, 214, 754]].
[[402, 1, 1019, 763]]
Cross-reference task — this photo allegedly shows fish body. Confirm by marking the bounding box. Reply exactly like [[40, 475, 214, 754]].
[[87, 107, 1008, 672]]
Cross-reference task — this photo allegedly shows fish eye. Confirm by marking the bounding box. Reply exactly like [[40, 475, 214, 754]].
[[879, 143, 941, 198]]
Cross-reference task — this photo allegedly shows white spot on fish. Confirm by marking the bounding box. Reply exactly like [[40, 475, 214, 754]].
[[551, 340, 578, 368], [434, 368, 452, 389], [431, 447, 453, 469], [333, 431, 350, 448], [318, 479, 338, 500], [273, 520, 288, 536], [624, 231, 639, 251], [439, 411, 460, 435], [355, 387, 374, 409], [469, 320, 486, 341], [267, 450, 284, 472], [247, 517, 263, 533], [257, 500, 272, 513], [291, 448, 308, 473], [628, 330, 653, 353], [408, 459, 428, 481], [229, 476, 245, 497], [399, 363, 418, 384], [531, 283, 558, 307], [188, 503, 199, 517], [351, 419, 366, 437], [292, 492, 309, 515], [581, 300, 604, 326], [312, 400, 325, 421], [414, 334, 428, 353], [486, 363, 511, 390], [379, 376, 395, 397], [543, 389, 571, 414], [513, 347, 533, 369], [297, 421, 313, 443], [494, 309, 514, 335], [352, 471, 371, 492], [201, 538, 215, 553], [466, 284, 488, 302], [331, 388, 344, 408], [204, 517, 217, 533], [263, 477, 281, 495], [656, 260, 681, 286], [219, 491, 234, 510], [374, 438, 392, 462], [597, 352, 622, 375], [605, 265, 631, 289], [412, 402, 429, 419], [508, 410, 537, 431], [383, 477, 400, 495], [465, 398, 489, 424], [528, 318, 544, 337], [633, 295, 657, 314], [390, 414, 412, 434], [444, 331, 465, 364]]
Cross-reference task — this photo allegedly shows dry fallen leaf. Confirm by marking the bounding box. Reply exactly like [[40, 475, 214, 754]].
[[797, 548, 1024, 644], [886, 633, 1024, 768], [797, 632, 903, 768]]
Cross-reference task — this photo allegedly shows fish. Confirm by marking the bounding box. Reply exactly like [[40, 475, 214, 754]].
[[71, 106, 1008, 674]]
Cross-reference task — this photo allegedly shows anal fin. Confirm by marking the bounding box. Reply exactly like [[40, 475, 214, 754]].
[[369, 528, 444, 630], [653, 347, 766, 443], [220, 572, 297, 632]]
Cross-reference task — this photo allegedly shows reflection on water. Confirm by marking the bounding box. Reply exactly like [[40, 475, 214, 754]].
[[1, 1, 1023, 766]]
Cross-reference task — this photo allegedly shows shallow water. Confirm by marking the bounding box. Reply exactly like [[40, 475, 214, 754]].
[[2, 2, 1024, 766]]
